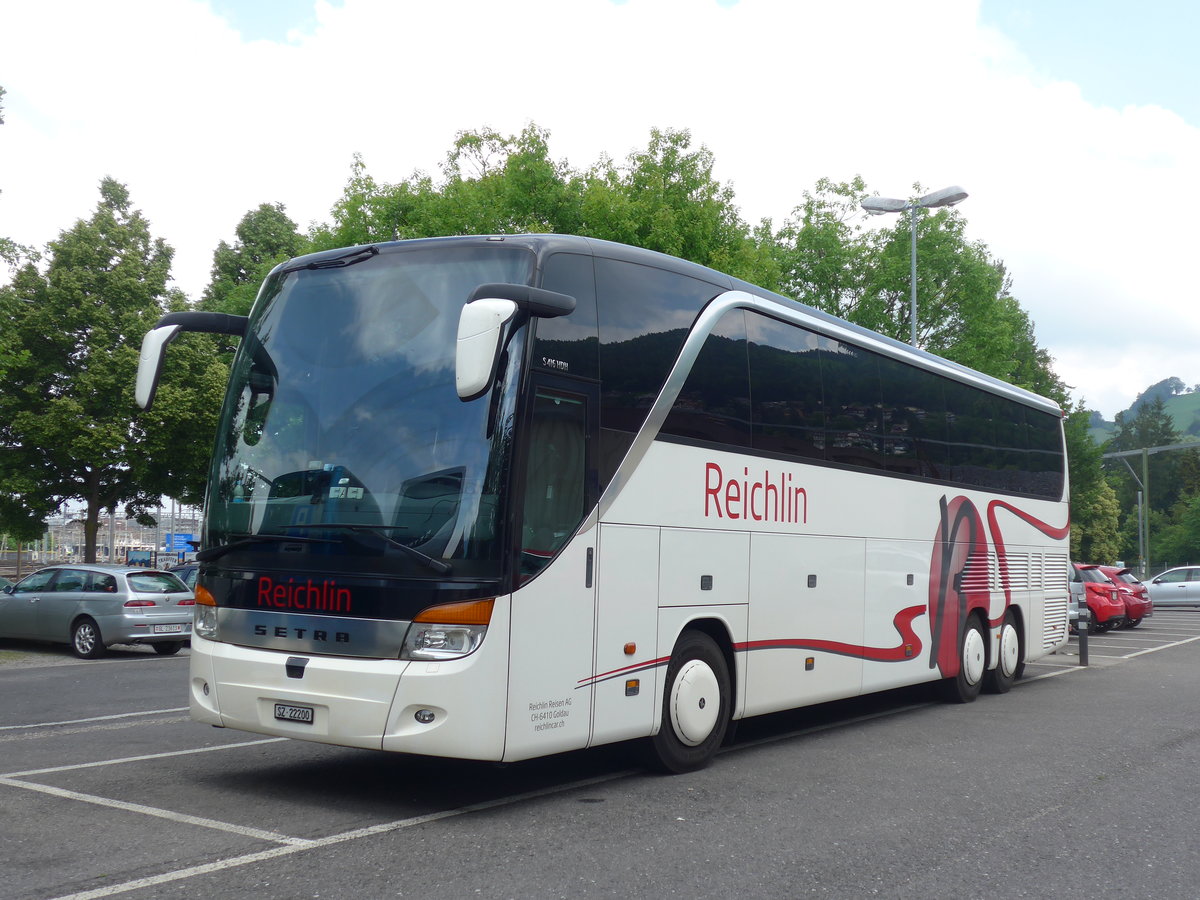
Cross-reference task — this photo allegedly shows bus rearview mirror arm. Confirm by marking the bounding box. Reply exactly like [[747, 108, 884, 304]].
[[455, 284, 576, 401], [135, 311, 249, 410]]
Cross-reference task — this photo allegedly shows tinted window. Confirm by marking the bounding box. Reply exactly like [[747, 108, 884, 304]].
[[89, 573, 118, 593], [534, 252, 599, 380], [821, 339, 882, 469], [662, 310, 751, 448], [878, 354, 947, 478], [596, 258, 723, 484], [520, 389, 589, 580], [945, 380, 993, 488], [747, 313, 825, 460], [1026, 408, 1065, 496]]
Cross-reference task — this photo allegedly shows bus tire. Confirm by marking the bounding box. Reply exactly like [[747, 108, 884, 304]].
[[939, 614, 985, 704], [983, 612, 1021, 694], [649, 631, 730, 774]]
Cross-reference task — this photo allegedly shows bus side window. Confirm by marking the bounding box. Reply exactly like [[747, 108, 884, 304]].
[[520, 390, 588, 579], [595, 257, 725, 488], [746, 312, 825, 460], [661, 309, 751, 449]]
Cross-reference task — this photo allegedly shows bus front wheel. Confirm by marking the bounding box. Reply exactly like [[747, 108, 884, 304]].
[[649, 631, 730, 774]]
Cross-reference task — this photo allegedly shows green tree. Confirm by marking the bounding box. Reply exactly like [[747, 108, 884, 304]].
[[0, 178, 215, 560], [1064, 404, 1121, 562], [202, 202, 304, 316], [1107, 397, 1192, 512], [313, 125, 586, 250], [768, 179, 1062, 398], [578, 128, 772, 283]]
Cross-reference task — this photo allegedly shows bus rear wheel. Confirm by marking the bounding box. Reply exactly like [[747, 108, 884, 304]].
[[983, 612, 1021, 694], [649, 631, 730, 774], [939, 615, 985, 704]]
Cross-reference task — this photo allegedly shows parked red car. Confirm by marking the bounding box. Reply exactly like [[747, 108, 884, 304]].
[[1098, 565, 1153, 628], [1069, 563, 1126, 632]]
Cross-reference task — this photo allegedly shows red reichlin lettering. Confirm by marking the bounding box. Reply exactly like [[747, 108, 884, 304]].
[[256, 576, 352, 612], [704, 462, 807, 524]]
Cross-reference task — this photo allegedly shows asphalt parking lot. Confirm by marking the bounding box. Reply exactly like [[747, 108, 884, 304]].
[[4, 610, 1200, 900]]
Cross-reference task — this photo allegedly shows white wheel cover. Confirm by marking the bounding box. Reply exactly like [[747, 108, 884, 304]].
[[670, 659, 720, 746], [998, 622, 1020, 677], [962, 627, 986, 685]]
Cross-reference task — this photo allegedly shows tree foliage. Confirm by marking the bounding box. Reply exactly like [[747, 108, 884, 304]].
[[1064, 404, 1121, 562], [0, 179, 218, 560], [201, 202, 304, 316]]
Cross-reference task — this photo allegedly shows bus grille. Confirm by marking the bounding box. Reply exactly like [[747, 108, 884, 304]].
[[1043, 597, 1069, 648]]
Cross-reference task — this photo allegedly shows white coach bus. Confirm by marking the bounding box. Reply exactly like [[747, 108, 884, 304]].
[[136, 235, 1070, 772]]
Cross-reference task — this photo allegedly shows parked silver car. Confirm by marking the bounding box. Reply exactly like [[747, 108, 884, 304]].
[[0, 564, 193, 658], [1145, 566, 1200, 607]]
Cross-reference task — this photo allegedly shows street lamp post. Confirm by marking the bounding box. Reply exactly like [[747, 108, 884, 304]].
[[861, 185, 969, 346]]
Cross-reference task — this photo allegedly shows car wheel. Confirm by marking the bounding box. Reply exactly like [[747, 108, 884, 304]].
[[71, 618, 106, 659], [152, 641, 183, 656], [939, 614, 986, 704], [1126, 617, 1142, 629], [649, 631, 731, 774], [984, 612, 1021, 694]]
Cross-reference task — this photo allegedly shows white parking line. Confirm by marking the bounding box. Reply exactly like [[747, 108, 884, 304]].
[[0, 777, 313, 846], [1, 737, 287, 779], [1126, 633, 1200, 657], [45, 770, 638, 900], [0, 707, 188, 731]]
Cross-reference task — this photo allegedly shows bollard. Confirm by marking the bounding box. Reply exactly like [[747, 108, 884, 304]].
[[1076, 607, 1089, 666]]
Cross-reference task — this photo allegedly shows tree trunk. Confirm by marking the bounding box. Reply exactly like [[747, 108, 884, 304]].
[[83, 503, 100, 563]]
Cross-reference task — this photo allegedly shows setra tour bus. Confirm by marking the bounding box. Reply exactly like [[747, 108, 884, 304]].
[[135, 235, 1070, 773]]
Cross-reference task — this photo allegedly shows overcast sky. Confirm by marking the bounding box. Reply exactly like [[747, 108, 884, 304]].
[[3, 0, 1197, 419]]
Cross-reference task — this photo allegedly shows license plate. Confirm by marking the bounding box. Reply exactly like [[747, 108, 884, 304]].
[[274, 703, 314, 724], [152, 623, 183, 634]]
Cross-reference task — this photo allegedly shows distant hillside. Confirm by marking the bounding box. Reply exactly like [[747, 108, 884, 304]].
[[1087, 378, 1200, 446]]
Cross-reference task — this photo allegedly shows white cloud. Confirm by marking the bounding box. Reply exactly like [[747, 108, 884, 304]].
[[2, 0, 1197, 419]]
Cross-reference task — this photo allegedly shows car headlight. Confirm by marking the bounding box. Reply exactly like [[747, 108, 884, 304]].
[[400, 598, 493, 661]]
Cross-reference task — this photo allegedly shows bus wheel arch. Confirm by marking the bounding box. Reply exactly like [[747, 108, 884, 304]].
[[984, 608, 1024, 694], [649, 626, 732, 774]]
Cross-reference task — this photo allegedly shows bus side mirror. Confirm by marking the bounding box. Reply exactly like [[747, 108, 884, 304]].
[[135, 311, 249, 410], [456, 299, 518, 401], [135, 323, 183, 410]]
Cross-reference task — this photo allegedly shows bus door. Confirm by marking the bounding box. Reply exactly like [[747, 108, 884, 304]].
[[504, 377, 599, 760]]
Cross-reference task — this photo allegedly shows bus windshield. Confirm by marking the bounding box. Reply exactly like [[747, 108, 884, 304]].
[[205, 242, 535, 580]]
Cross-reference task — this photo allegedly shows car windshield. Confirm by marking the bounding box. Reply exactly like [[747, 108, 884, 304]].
[[205, 242, 534, 580], [128, 572, 190, 594]]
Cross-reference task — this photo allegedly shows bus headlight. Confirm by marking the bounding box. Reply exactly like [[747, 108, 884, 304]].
[[400, 598, 494, 661], [193, 585, 219, 639], [193, 604, 218, 639]]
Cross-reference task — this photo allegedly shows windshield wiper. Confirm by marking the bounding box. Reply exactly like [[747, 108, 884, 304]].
[[194, 533, 339, 563], [282, 523, 453, 574], [282, 245, 379, 273]]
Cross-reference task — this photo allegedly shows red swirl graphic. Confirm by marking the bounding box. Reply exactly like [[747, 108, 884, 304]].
[[736, 604, 926, 662], [928, 495, 1069, 676]]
